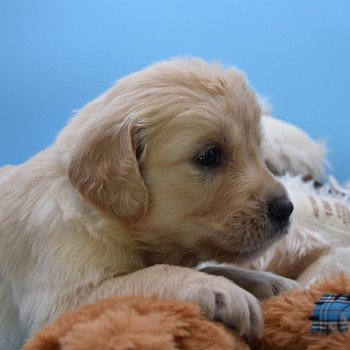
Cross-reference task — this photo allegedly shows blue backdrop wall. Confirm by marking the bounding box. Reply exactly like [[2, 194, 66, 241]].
[[1, 1, 349, 181]]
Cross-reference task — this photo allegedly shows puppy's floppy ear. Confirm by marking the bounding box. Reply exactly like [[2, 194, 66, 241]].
[[68, 117, 148, 224]]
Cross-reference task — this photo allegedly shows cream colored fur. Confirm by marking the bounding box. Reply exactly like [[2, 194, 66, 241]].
[[0, 58, 296, 349], [261, 116, 327, 182]]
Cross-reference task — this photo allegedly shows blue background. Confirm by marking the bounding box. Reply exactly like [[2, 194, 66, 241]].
[[1, 1, 349, 181]]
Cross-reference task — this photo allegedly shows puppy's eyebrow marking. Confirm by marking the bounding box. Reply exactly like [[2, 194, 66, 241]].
[[219, 119, 242, 146], [222, 131, 231, 145]]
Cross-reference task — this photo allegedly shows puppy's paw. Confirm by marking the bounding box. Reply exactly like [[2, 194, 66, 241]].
[[253, 273, 300, 300], [199, 264, 300, 300], [178, 275, 263, 337]]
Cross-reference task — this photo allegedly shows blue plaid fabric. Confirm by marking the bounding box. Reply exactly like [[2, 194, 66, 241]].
[[310, 294, 350, 334]]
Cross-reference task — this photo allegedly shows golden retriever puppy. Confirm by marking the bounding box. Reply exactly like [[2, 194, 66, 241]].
[[0, 58, 296, 349]]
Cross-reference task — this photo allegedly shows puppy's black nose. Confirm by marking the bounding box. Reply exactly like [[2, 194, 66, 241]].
[[268, 198, 294, 223]]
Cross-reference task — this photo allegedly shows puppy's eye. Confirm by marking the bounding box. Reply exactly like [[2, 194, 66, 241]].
[[196, 146, 221, 167]]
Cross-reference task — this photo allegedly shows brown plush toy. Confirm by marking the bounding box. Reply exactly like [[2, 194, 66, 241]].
[[23, 273, 350, 350], [22, 295, 248, 350], [256, 272, 350, 350]]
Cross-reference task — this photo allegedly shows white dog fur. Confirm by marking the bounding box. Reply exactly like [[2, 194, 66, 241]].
[[261, 116, 328, 182]]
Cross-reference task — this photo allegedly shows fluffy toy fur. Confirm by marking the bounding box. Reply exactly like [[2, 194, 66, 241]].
[[22, 296, 248, 350], [257, 272, 350, 350]]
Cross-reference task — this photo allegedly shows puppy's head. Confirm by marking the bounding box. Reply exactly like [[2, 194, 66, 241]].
[[66, 58, 293, 265]]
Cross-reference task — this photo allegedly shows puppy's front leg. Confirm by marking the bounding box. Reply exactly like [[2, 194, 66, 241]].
[[199, 264, 299, 300], [84, 264, 263, 337]]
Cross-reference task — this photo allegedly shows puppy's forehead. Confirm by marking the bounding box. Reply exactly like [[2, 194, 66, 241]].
[[140, 60, 262, 155], [119, 59, 262, 165], [125, 58, 261, 123], [158, 99, 260, 149]]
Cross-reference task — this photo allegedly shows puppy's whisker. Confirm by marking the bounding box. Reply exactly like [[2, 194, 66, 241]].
[[237, 227, 251, 261], [245, 226, 254, 251], [213, 230, 232, 262]]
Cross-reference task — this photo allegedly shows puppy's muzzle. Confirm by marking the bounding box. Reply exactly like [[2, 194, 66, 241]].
[[268, 197, 294, 230]]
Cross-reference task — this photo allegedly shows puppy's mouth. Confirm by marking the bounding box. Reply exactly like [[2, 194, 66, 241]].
[[242, 218, 290, 253], [211, 218, 291, 264], [233, 199, 292, 261], [235, 233, 282, 262], [269, 217, 291, 238]]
